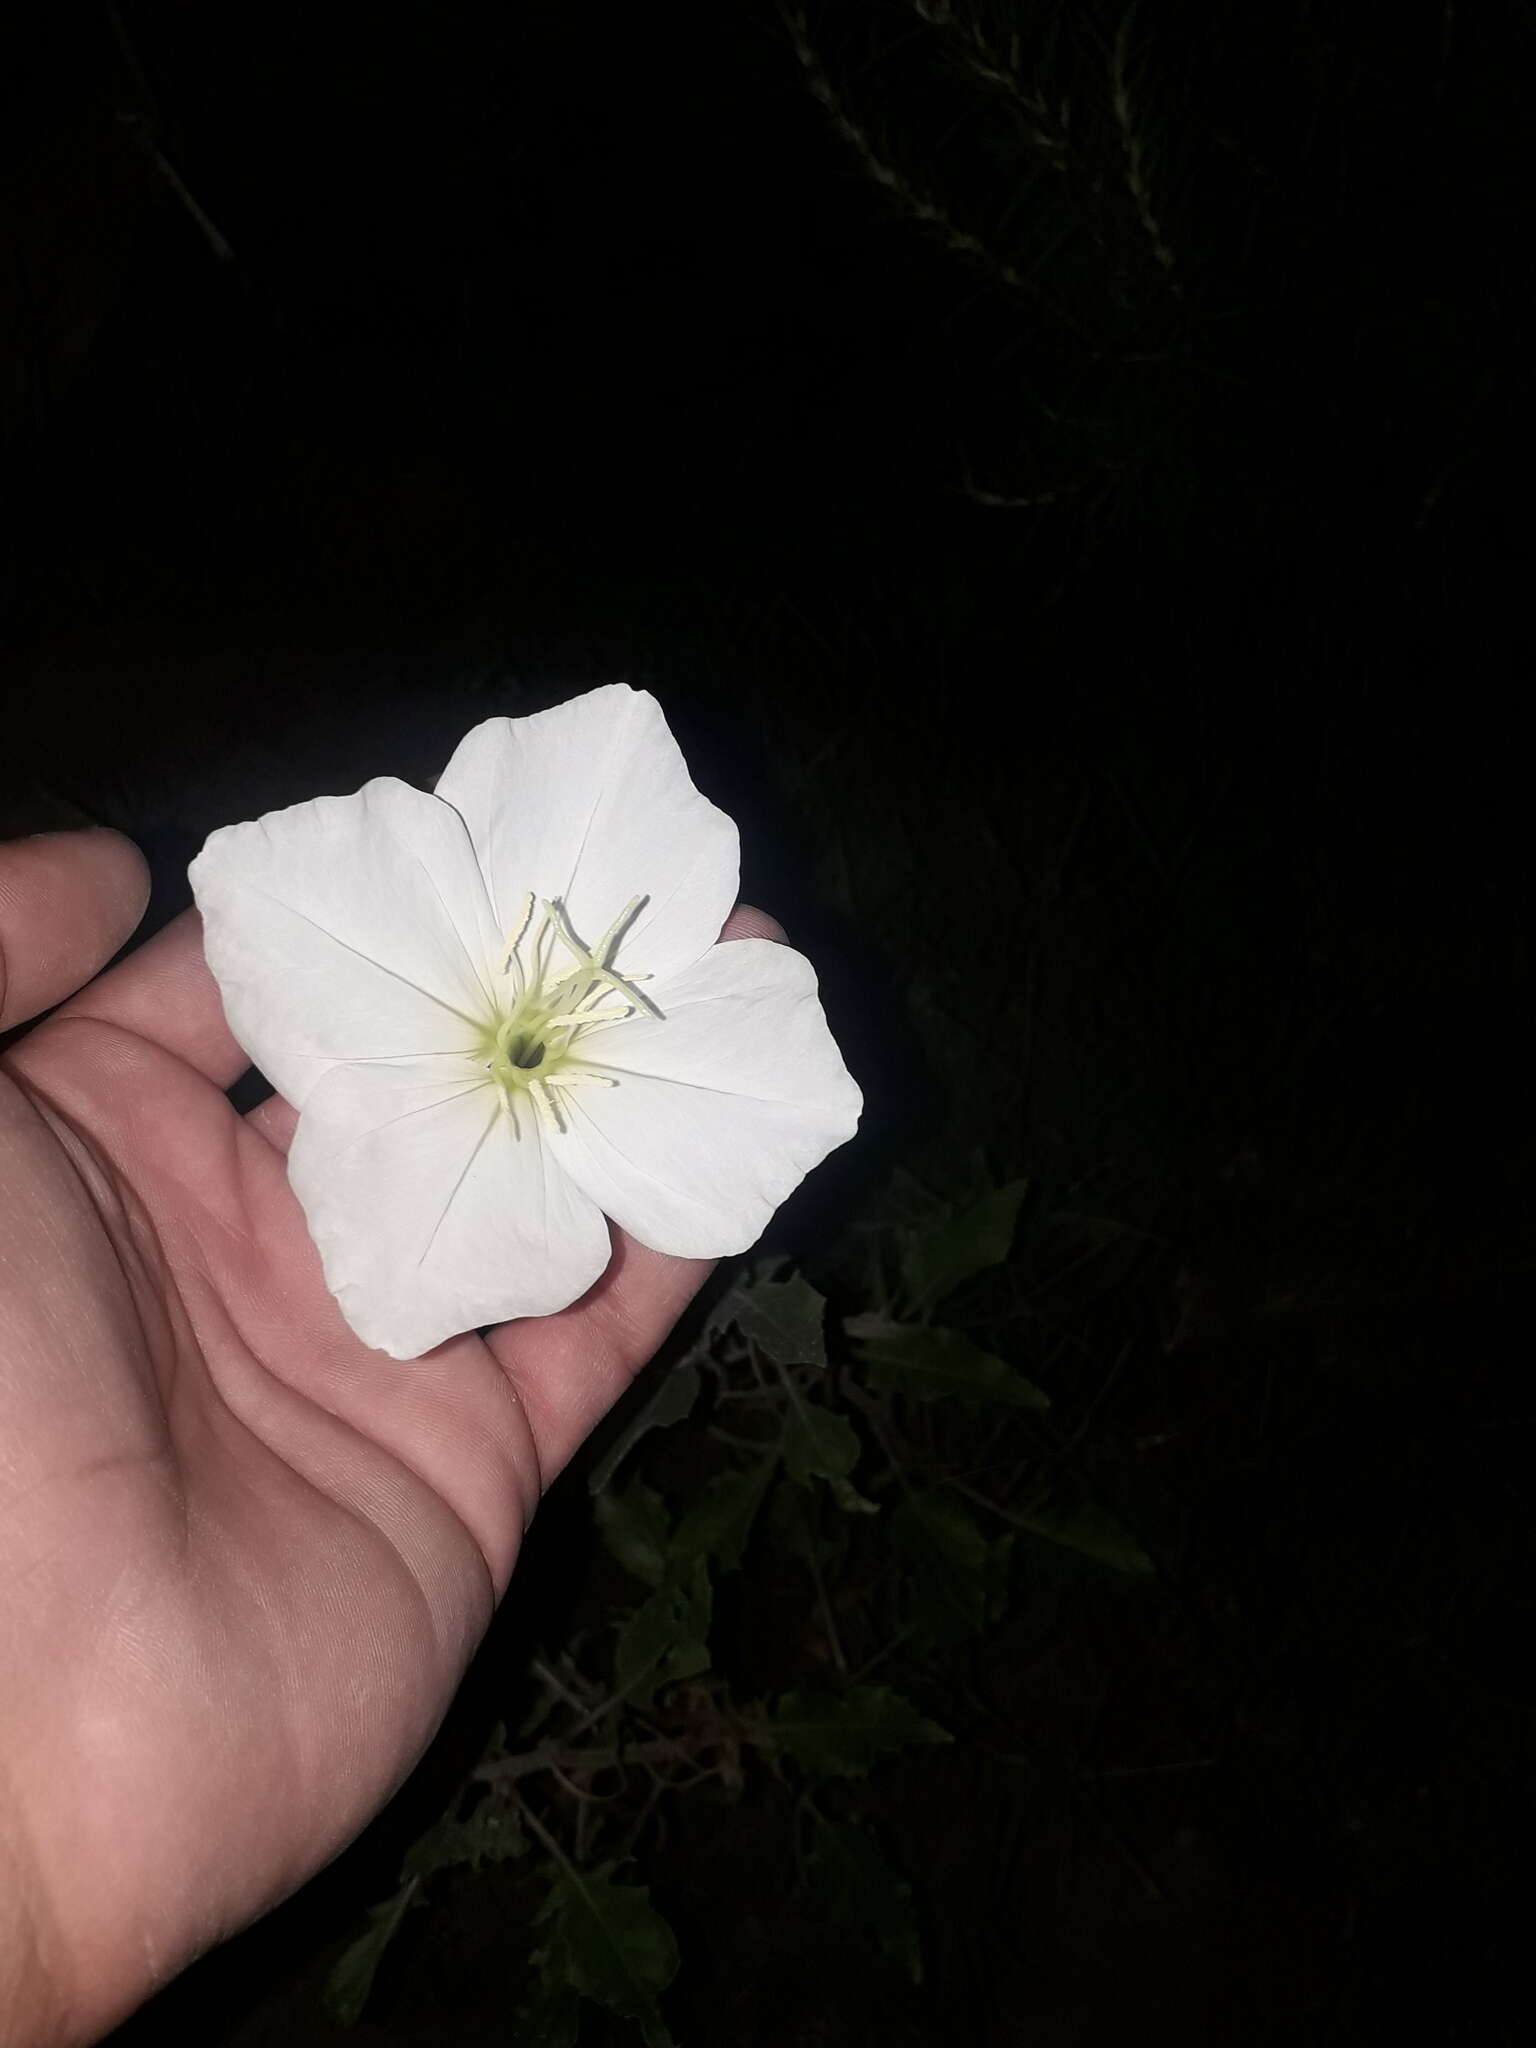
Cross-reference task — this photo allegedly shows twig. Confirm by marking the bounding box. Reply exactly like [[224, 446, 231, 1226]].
[[554, 1661, 686, 1744], [785, 7, 1039, 305], [944, 1473, 1051, 1532], [796, 1491, 850, 1678], [1109, 13, 1176, 278], [763, 1350, 851, 1677], [850, 1623, 918, 1685], [475, 1736, 702, 1788], [529, 1654, 595, 1718], [1052, 1337, 1134, 1464], [513, 1789, 583, 1880], [911, 0, 1071, 163]]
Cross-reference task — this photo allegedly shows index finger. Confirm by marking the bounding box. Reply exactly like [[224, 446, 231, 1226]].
[[0, 829, 150, 1033], [41, 906, 249, 1086]]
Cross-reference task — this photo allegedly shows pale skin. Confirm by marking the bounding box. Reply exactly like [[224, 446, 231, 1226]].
[[0, 827, 782, 2046]]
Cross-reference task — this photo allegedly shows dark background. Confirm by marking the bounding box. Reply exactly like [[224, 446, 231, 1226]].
[[3, 2, 1533, 2042]]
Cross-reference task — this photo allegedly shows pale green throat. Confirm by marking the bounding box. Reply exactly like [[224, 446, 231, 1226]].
[[475, 891, 659, 1136]]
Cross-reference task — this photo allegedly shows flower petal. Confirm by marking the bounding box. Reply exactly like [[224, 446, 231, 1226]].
[[433, 686, 739, 986], [288, 1060, 614, 1357], [552, 938, 862, 1258], [190, 779, 504, 1110]]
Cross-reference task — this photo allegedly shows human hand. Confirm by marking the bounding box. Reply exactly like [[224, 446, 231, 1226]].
[[0, 828, 777, 2044]]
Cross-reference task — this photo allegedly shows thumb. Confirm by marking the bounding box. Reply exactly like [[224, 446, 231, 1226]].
[[0, 829, 152, 1034]]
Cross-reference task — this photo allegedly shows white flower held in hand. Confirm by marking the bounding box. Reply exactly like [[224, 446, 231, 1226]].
[[189, 685, 862, 1358]]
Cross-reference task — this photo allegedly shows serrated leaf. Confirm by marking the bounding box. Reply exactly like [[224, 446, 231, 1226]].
[[848, 1318, 1050, 1410], [402, 1802, 527, 1884], [614, 1558, 713, 1706], [596, 1480, 671, 1588], [323, 1878, 417, 2025], [1018, 1501, 1154, 1576], [770, 1685, 950, 1779], [782, 1406, 859, 1487], [708, 1262, 828, 1368], [672, 1462, 772, 1572], [893, 1490, 1007, 1647], [900, 1178, 1028, 1314], [535, 1866, 680, 2030], [804, 1820, 923, 1982], [587, 1359, 702, 1496]]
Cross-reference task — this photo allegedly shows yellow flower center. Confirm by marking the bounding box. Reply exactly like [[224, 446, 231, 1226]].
[[476, 892, 659, 1135]]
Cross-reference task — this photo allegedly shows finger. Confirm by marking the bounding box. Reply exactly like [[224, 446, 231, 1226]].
[[0, 829, 150, 1032], [40, 904, 250, 1086], [484, 900, 786, 1482], [719, 902, 786, 944], [489, 1228, 716, 1488], [246, 1090, 297, 1151]]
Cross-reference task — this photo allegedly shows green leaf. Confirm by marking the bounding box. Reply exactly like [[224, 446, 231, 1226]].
[[804, 1820, 923, 1982], [708, 1261, 828, 1368], [1018, 1500, 1154, 1576], [614, 1558, 712, 1707], [402, 1802, 528, 1884], [587, 1359, 701, 1495], [596, 1480, 672, 1588], [782, 1405, 859, 1487], [323, 1878, 417, 2025], [535, 1865, 680, 2032], [848, 1317, 1050, 1410], [900, 1177, 1028, 1314], [671, 1462, 772, 1572], [770, 1685, 950, 1779], [893, 1490, 1009, 1647]]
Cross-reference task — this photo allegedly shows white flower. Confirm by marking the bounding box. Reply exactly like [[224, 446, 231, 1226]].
[[189, 685, 862, 1357]]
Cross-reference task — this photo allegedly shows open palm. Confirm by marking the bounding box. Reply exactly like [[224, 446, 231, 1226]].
[[0, 829, 750, 2043]]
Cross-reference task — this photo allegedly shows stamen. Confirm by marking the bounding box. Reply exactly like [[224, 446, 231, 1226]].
[[598, 968, 663, 1020], [591, 893, 645, 967], [531, 1079, 567, 1134], [573, 980, 625, 1012], [484, 1059, 522, 1132], [499, 892, 536, 975], [542, 897, 664, 1020], [532, 909, 555, 986], [545, 1004, 632, 1029], [481, 887, 661, 1125]]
